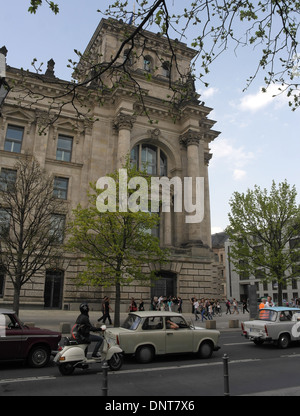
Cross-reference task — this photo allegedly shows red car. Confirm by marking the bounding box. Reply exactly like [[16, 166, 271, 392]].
[[0, 309, 61, 368]]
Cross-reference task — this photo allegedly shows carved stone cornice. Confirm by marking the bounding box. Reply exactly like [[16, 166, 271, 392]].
[[204, 152, 213, 166], [179, 129, 201, 147], [113, 113, 135, 132]]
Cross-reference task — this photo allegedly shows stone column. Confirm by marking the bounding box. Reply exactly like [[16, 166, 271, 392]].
[[203, 150, 213, 247], [113, 113, 135, 169], [179, 129, 203, 245], [164, 210, 172, 246]]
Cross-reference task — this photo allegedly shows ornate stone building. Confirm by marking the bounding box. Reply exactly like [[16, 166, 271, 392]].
[[0, 19, 221, 311]]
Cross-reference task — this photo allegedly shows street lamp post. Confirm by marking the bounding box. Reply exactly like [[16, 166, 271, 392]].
[[0, 46, 10, 115]]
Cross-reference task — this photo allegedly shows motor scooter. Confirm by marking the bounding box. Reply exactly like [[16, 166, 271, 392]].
[[54, 325, 123, 375]]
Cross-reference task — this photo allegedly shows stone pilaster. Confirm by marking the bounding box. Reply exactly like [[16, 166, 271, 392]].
[[113, 113, 135, 168], [179, 129, 203, 245]]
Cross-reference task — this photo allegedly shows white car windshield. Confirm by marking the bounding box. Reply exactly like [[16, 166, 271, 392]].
[[121, 314, 141, 330]]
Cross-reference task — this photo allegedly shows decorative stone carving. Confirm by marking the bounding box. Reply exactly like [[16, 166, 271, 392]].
[[204, 152, 213, 166], [179, 129, 201, 147], [35, 110, 51, 133], [148, 127, 161, 140], [113, 113, 135, 131], [45, 59, 55, 78]]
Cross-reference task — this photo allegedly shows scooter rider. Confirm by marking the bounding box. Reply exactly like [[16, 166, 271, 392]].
[[75, 303, 103, 358]]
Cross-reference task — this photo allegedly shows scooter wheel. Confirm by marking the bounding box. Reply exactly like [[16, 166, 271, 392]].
[[58, 362, 75, 376], [108, 353, 123, 371]]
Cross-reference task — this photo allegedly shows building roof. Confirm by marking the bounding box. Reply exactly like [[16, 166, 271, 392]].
[[211, 232, 228, 248]]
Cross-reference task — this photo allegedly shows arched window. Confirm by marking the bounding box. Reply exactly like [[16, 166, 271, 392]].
[[123, 49, 132, 66], [131, 144, 167, 176], [162, 61, 171, 78], [143, 55, 152, 72]]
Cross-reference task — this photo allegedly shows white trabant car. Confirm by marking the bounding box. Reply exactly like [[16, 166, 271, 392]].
[[241, 307, 300, 349], [106, 311, 220, 363]]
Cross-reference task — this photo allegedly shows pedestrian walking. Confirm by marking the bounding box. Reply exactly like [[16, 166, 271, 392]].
[[242, 299, 249, 313], [226, 299, 231, 314], [232, 298, 239, 314], [128, 297, 137, 312], [177, 296, 183, 313], [193, 298, 200, 320], [138, 298, 145, 311], [98, 296, 113, 325]]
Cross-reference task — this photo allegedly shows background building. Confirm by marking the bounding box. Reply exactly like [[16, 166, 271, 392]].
[[225, 239, 300, 305], [0, 19, 222, 311]]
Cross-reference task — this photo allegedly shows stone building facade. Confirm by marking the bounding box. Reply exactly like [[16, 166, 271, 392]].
[[0, 19, 221, 311]]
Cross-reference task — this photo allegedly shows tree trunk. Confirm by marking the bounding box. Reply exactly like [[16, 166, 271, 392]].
[[13, 278, 21, 316], [277, 280, 283, 306], [114, 281, 121, 327]]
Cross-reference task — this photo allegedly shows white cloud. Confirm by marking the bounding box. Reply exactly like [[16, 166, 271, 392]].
[[210, 138, 255, 181], [197, 86, 219, 100], [233, 169, 246, 181], [239, 84, 288, 112]]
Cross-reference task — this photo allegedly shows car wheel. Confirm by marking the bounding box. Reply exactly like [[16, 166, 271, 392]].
[[136, 345, 154, 363], [58, 362, 75, 376], [277, 333, 290, 349], [198, 341, 213, 359], [108, 353, 123, 371], [27, 345, 50, 368]]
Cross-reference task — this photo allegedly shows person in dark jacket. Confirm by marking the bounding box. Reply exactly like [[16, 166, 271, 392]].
[[75, 303, 103, 358]]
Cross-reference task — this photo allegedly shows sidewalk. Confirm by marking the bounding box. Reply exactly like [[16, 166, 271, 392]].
[[18, 308, 249, 333]]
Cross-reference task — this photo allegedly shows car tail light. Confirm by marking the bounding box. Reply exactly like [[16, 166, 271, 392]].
[[116, 335, 120, 345], [58, 346, 63, 351], [264, 325, 269, 337], [241, 322, 247, 335]]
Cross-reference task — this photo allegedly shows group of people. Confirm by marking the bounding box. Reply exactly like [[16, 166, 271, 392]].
[[225, 298, 250, 314], [191, 297, 221, 321], [259, 296, 274, 309], [151, 295, 183, 313]]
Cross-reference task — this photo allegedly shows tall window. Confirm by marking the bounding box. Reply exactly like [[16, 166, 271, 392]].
[[144, 56, 152, 72], [56, 135, 73, 162], [0, 168, 17, 191], [142, 145, 157, 174], [123, 49, 132, 66], [131, 144, 167, 176], [162, 61, 171, 77], [53, 177, 69, 200], [0, 208, 10, 236], [50, 214, 66, 244], [4, 125, 24, 153]]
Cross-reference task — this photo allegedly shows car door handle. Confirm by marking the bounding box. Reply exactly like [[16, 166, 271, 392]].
[[167, 332, 173, 335]]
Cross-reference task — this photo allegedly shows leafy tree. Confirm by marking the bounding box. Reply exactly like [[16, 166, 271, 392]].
[[28, 0, 59, 14], [20, 0, 300, 133], [0, 157, 67, 315], [226, 180, 300, 306], [66, 162, 169, 326]]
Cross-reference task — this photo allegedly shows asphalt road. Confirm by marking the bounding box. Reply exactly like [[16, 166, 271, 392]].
[[1, 330, 300, 397]]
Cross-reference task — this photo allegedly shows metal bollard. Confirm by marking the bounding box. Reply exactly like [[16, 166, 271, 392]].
[[223, 354, 230, 396], [102, 361, 109, 396]]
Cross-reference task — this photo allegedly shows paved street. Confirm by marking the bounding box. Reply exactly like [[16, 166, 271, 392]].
[[2, 307, 300, 397]]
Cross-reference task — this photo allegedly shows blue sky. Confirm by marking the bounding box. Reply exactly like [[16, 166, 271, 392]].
[[1, 1, 299, 234]]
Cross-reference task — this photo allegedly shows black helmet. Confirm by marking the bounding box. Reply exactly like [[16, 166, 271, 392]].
[[80, 302, 89, 314]]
